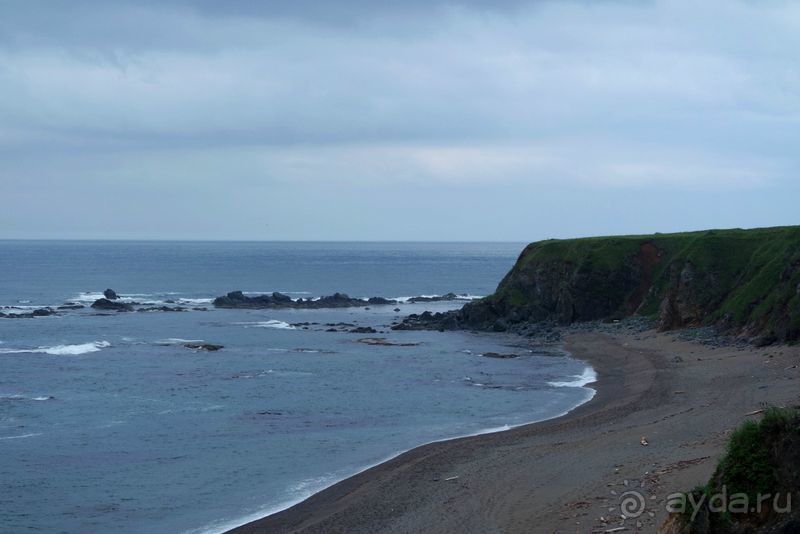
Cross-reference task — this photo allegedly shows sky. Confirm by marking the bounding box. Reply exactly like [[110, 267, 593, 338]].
[[0, 0, 798, 241]]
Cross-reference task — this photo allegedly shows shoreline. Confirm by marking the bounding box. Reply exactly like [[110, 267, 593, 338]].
[[213, 346, 598, 534], [226, 329, 800, 533], [225, 332, 631, 533]]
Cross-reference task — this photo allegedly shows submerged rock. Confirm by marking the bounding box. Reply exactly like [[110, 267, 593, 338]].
[[184, 343, 223, 351], [481, 352, 519, 359], [350, 326, 378, 334]]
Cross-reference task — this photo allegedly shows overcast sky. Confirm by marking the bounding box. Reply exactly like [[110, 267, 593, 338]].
[[1, 0, 798, 241]]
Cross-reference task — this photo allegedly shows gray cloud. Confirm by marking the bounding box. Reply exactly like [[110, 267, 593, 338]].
[[0, 0, 798, 240]]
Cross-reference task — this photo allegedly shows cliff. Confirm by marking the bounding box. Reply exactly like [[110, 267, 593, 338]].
[[399, 226, 800, 344]]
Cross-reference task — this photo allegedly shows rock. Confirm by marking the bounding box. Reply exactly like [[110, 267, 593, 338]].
[[350, 326, 378, 334], [481, 352, 519, 359], [32, 308, 55, 317], [91, 298, 133, 312], [407, 293, 460, 303], [356, 337, 420, 347], [137, 306, 186, 313], [271, 292, 292, 303], [213, 291, 397, 310], [367, 297, 395, 305], [492, 319, 509, 332], [103, 289, 119, 300], [184, 343, 223, 351]]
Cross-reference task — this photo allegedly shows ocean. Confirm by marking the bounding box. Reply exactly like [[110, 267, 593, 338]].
[[0, 241, 596, 533]]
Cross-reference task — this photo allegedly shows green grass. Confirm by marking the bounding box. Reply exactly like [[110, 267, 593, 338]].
[[718, 408, 798, 496], [490, 225, 800, 340]]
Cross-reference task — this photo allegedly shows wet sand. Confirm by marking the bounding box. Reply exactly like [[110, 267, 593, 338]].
[[229, 331, 799, 533]]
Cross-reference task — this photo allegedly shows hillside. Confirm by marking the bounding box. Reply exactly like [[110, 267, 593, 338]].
[[400, 226, 800, 344]]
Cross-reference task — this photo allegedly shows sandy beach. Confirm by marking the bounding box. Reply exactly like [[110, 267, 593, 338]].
[[230, 330, 799, 533]]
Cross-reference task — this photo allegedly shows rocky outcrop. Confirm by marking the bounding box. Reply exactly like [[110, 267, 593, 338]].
[[103, 289, 119, 300], [393, 226, 800, 344], [212, 291, 393, 309], [0, 307, 56, 319], [212, 291, 474, 310], [91, 298, 134, 312]]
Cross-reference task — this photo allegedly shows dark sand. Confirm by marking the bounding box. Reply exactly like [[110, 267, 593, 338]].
[[229, 331, 800, 533]]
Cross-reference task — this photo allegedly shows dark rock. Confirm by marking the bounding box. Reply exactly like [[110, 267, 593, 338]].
[[32, 308, 55, 317], [184, 343, 223, 351], [407, 292, 460, 303], [481, 352, 519, 359], [103, 289, 119, 300], [137, 306, 186, 313], [367, 297, 395, 305], [356, 337, 420, 347], [91, 298, 134, 312], [350, 326, 378, 334], [271, 292, 292, 303]]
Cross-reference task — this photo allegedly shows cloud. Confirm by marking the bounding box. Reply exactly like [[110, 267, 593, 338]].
[[0, 0, 798, 239]]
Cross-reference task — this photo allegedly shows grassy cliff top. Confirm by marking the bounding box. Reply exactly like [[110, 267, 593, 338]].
[[489, 225, 800, 342]]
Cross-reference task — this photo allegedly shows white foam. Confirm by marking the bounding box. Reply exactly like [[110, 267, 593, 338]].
[[178, 298, 213, 305], [0, 432, 43, 441], [0, 341, 111, 356], [74, 292, 105, 303], [236, 320, 296, 330], [548, 366, 597, 388], [0, 394, 53, 401], [392, 294, 484, 303], [155, 338, 204, 345]]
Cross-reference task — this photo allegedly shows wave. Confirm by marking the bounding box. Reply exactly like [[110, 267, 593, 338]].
[[0, 432, 43, 441], [177, 298, 213, 305], [0, 394, 53, 401], [155, 338, 204, 345], [0, 341, 111, 356], [235, 320, 296, 330], [392, 294, 485, 303], [548, 366, 597, 388]]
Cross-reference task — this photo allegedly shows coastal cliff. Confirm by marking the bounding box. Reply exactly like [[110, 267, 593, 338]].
[[398, 226, 800, 344]]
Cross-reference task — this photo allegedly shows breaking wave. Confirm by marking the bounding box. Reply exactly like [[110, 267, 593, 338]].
[[0, 341, 111, 356]]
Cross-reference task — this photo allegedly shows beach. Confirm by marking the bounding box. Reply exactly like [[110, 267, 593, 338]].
[[230, 329, 800, 533]]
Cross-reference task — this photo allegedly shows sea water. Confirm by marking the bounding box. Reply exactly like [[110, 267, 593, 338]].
[[0, 241, 595, 533]]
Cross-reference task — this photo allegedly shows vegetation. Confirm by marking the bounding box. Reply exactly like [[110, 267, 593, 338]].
[[675, 408, 800, 533], [480, 226, 800, 342]]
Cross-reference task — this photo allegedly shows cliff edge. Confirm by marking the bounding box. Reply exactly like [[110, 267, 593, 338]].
[[398, 226, 800, 344]]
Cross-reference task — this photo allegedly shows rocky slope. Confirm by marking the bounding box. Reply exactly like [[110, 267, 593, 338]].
[[395, 226, 800, 344]]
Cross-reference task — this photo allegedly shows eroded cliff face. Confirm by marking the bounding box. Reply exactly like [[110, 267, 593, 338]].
[[399, 227, 800, 344]]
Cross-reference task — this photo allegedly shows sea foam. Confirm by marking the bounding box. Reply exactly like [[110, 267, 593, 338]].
[[236, 320, 296, 330], [547, 366, 597, 388], [0, 341, 111, 355]]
